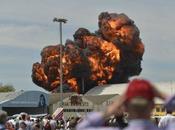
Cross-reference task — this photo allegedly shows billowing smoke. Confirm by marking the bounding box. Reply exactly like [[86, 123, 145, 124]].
[[32, 12, 144, 94]]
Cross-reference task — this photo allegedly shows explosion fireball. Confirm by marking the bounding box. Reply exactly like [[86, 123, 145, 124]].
[[32, 12, 144, 94]]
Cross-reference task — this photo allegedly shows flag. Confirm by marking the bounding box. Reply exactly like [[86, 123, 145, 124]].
[[52, 107, 63, 120]]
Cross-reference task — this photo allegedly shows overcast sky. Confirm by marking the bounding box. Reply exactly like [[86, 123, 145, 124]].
[[0, 0, 175, 92]]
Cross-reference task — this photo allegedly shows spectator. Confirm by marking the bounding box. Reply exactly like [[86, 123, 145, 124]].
[[158, 109, 175, 128], [25, 115, 33, 130], [5, 121, 15, 130], [0, 110, 7, 130], [48, 115, 57, 130], [112, 114, 128, 128], [31, 123, 40, 130], [20, 113, 27, 121], [18, 121, 27, 130], [43, 120, 51, 130], [77, 79, 167, 130], [69, 117, 79, 130], [151, 117, 160, 126]]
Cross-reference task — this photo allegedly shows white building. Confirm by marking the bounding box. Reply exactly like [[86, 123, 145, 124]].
[[49, 81, 175, 118]]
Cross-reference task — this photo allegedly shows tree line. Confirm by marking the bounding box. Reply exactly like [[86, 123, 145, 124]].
[[0, 83, 15, 92]]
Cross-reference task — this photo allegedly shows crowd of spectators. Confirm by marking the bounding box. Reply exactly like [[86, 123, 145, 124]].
[[1, 107, 172, 130], [0, 111, 82, 130], [1, 79, 175, 130]]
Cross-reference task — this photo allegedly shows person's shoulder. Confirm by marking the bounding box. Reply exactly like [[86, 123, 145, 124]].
[[161, 115, 169, 120], [166, 114, 175, 119]]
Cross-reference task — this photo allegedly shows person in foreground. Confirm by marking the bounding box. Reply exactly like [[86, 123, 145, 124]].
[[76, 79, 175, 130]]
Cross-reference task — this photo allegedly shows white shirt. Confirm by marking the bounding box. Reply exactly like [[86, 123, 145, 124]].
[[158, 114, 175, 128], [50, 119, 57, 130]]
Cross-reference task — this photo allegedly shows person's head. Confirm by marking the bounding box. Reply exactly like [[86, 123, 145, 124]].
[[47, 115, 52, 120], [20, 112, 27, 121], [19, 121, 27, 130], [0, 110, 7, 124], [124, 79, 155, 119], [166, 109, 173, 114], [26, 115, 30, 121], [5, 121, 13, 129], [32, 123, 40, 130]]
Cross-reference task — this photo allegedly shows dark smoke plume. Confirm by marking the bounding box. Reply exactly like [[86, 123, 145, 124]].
[[32, 12, 144, 94]]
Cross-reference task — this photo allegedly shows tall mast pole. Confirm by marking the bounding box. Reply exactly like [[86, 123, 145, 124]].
[[53, 18, 67, 107]]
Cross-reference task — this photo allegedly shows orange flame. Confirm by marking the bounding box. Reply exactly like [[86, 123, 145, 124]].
[[83, 36, 120, 85], [67, 78, 79, 92], [32, 12, 144, 94]]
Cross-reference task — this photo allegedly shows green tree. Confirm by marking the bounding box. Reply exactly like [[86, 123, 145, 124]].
[[0, 84, 15, 92]]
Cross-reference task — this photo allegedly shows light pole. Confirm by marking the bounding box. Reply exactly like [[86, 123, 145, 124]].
[[53, 18, 67, 107]]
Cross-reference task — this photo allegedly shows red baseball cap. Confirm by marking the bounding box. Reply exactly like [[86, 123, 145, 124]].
[[125, 79, 155, 102]]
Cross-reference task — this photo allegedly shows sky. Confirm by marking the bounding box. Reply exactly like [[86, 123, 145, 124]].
[[0, 0, 175, 92]]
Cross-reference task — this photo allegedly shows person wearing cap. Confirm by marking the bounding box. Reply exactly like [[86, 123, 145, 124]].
[[77, 79, 169, 130]]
